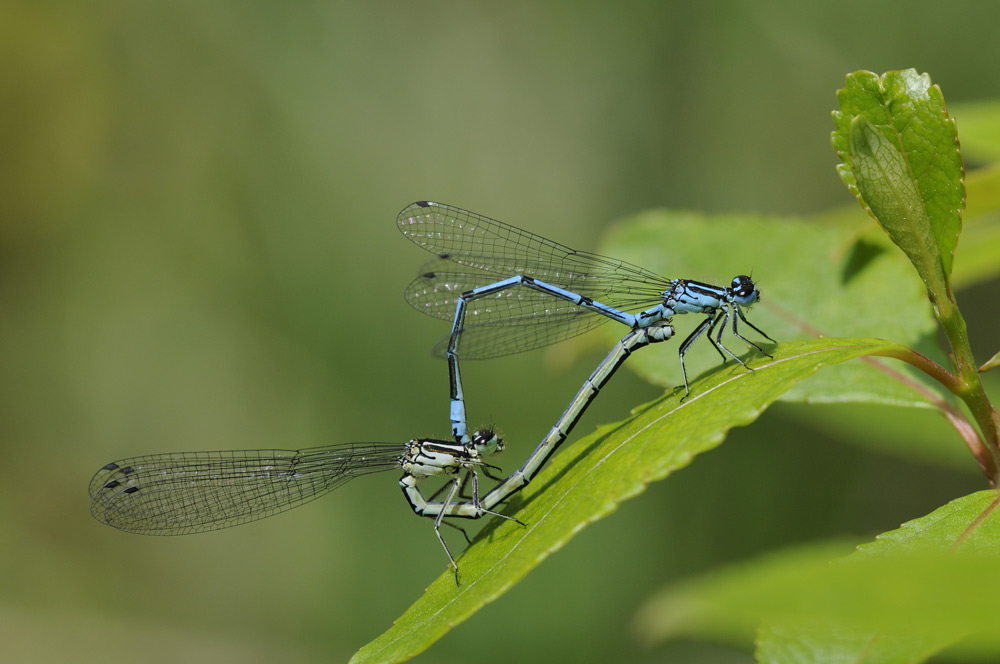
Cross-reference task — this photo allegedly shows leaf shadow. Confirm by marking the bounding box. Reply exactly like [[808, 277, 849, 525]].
[[470, 424, 620, 546], [841, 238, 888, 283]]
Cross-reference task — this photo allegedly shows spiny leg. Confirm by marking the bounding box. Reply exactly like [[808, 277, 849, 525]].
[[470, 469, 525, 526], [704, 309, 729, 363], [711, 307, 754, 369], [735, 306, 775, 353], [433, 469, 525, 584], [481, 462, 504, 482], [428, 476, 460, 502], [678, 315, 716, 399], [447, 464, 506, 502], [457, 468, 475, 500], [434, 475, 464, 584], [680, 308, 759, 399]]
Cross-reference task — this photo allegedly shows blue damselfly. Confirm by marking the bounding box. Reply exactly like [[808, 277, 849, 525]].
[[398, 201, 774, 448]]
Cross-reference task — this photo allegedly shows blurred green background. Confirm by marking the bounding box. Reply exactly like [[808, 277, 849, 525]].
[[3, 2, 998, 662]]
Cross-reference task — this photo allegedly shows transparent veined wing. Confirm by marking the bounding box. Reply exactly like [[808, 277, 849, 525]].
[[398, 202, 670, 358], [89, 443, 404, 535]]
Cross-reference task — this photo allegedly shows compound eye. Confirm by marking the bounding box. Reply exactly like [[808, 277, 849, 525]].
[[471, 428, 503, 455], [732, 275, 759, 302]]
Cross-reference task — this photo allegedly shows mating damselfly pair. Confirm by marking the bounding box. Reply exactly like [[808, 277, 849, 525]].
[[89, 201, 774, 583]]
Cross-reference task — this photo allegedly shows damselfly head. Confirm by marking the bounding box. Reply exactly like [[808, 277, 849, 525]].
[[730, 275, 760, 307], [471, 428, 504, 456]]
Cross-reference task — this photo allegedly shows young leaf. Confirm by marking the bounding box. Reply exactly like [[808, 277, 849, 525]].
[[830, 82, 999, 463], [848, 115, 949, 292], [832, 69, 965, 284], [981, 350, 1000, 373], [351, 338, 904, 663], [633, 491, 1000, 662], [599, 211, 942, 409]]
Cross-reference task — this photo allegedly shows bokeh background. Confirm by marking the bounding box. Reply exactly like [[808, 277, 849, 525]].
[[3, 2, 998, 662]]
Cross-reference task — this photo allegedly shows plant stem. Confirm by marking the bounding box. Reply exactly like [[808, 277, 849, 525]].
[[860, 354, 995, 483], [937, 289, 1000, 477], [878, 288, 1000, 482]]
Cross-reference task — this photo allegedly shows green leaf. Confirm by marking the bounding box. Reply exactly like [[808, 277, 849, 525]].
[[598, 210, 943, 409], [351, 338, 901, 663], [849, 114, 950, 283], [832, 69, 964, 286], [633, 491, 1000, 662], [779, 402, 976, 472], [757, 621, 951, 664], [810, 166, 1000, 295]]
